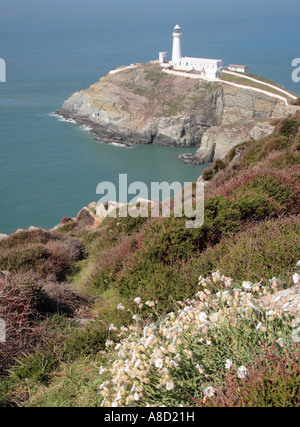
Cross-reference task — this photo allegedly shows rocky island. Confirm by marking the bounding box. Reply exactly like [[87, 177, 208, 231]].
[[59, 63, 298, 164]]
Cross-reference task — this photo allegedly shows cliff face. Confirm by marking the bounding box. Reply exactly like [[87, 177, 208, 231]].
[[59, 63, 295, 162]]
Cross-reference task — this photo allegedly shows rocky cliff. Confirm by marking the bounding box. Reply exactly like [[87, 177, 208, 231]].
[[59, 63, 297, 163]]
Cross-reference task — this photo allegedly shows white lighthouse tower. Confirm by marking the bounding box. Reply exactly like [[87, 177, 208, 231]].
[[172, 24, 182, 65]]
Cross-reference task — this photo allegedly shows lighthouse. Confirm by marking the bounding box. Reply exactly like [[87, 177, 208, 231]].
[[158, 24, 223, 80], [172, 24, 182, 65]]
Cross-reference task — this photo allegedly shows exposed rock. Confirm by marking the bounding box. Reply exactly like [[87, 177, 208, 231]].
[[182, 119, 275, 165], [77, 207, 95, 226], [88, 202, 98, 210], [0, 234, 8, 241], [59, 63, 295, 162], [28, 226, 42, 232], [261, 284, 300, 312], [96, 203, 109, 219], [249, 122, 275, 141]]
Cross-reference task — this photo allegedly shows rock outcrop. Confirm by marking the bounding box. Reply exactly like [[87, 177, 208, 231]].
[[181, 119, 276, 165], [59, 63, 297, 163]]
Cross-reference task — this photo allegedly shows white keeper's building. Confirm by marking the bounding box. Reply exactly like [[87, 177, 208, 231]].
[[159, 24, 223, 80]]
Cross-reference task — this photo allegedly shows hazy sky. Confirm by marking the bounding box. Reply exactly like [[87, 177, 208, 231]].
[[1, 0, 300, 22]]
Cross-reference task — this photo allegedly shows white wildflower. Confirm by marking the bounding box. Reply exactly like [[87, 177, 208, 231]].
[[266, 310, 275, 316], [99, 366, 106, 375], [115, 391, 122, 401], [203, 386, 215, 398], [256, 322, 263, 331], [134, 360, 142, 368], [196, 364, 204, 374], [134, 297, 142, 304], [145, 300, 155, 307], [293, 273, 299, 284], [134, 392, 140, 401], [292, 328, 300, 343], [149, 323, 157, 331], [225, 359, 233, 370], [155, 358, 163, 369], [166, 381, 174, 391], [198, 312, 208, 322], [282, 302, 290, 311], [237, 366, 248, 379]]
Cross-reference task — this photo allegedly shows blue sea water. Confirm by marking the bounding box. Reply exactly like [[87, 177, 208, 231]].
[[0, 0, 299, 234]]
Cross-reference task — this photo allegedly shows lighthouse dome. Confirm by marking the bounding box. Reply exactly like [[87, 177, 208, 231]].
[[173, 24, 182, 33]]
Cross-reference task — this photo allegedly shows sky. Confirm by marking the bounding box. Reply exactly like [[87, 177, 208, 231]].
[[1, 0, 300, 22]]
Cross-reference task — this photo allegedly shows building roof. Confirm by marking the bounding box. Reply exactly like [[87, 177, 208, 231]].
[[228, 64, 247, 69], [181, 57, 222, 64]]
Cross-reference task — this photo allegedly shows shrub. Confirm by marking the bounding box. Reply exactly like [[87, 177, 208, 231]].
[[202, 168, 213, 181], [62, 327, 107, 362], [60, 217, 75, 225], [0, 275, 44, 373], [0, 230, 54, 250], [195, 343, 300, 407], [0, 245, 49, 273], [195, 216, 299, 285], [291, 98, 300, 106], [0, 236, 85, 281], [57, 222, 77, 233], [212, 158, 226, 172], [88, 236, 136, 295], [37, 282, 89, 317], [278, 117, 299, 138]]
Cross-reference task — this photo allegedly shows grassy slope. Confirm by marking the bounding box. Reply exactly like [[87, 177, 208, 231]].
[[0, 113, 299, 407], [219, 71, 297, 102]]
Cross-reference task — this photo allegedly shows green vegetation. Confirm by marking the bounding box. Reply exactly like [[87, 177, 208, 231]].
[[220, 71, 295, 103], [0, 113, 299, 407], [143, 65, 166, 86], [246, 72, 297, 96], [162, 100, 182, 117]]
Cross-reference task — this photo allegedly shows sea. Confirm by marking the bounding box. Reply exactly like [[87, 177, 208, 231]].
[[0, 0, 299, 234]]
